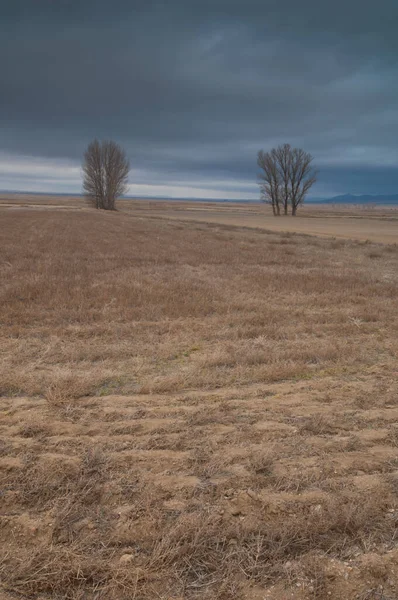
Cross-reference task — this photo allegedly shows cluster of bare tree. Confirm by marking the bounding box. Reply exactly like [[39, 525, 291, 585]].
[[82, 139, 316, 214], [257, 144, 317, 216], [83, 139, 129, 211]]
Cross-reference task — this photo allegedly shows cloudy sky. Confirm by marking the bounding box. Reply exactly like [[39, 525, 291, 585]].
[[2, 0, 398, 199]]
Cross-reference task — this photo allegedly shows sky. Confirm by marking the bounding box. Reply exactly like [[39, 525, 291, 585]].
[[1, 0, 398, 199]]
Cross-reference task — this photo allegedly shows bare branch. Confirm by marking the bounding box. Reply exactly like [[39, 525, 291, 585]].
[[272, 144, 292, 215], [257, 144, 316, 216], [288, 148, 317, 215], [257, 150, 281, 216], [82, 140, 129, 210]]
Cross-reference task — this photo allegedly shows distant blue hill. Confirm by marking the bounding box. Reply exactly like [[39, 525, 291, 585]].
[[310, 194, 398, 205]]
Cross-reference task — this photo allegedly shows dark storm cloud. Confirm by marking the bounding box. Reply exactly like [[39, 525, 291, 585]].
[[1, 0, 398, 196]]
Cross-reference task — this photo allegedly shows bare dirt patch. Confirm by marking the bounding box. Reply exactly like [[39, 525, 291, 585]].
[[1, 205, 398, 599]]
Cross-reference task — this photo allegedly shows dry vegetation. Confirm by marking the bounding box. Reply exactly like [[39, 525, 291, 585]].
[[1, 204, 398, 599], [122, 200, 398, 245]]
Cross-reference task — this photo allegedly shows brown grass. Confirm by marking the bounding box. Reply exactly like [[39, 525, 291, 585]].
[[1, 204, 398, 599], [119, 198, 398, 244]]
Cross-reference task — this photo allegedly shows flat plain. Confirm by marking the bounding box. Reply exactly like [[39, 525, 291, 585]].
[[1, 195, 398, 599], [122, 200, 398, 245]]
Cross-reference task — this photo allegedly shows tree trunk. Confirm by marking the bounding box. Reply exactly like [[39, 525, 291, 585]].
[[292, 205, 297, 216]]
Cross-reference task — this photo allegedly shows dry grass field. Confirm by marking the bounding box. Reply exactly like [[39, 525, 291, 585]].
[[1, 198, 398, 599], [2, 194, 398, 244], [121, 200, 398, 245]]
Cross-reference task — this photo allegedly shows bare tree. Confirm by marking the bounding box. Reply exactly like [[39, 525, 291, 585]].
[[272, 143, 291, 215], [288, 147, 317, 215], [257, 144, 316, 216], [257, 150, 281, 216], [83, 139, 129, 210]]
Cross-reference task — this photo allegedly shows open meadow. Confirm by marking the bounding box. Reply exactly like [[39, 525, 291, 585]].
[[1, 197, 398, 599]]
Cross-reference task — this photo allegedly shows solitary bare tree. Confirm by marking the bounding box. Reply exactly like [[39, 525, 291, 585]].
[[257, 144, 316, 215], [83, 139, 129, 210]]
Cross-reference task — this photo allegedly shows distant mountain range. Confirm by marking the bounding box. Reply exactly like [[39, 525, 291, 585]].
[[311, 194, 398, 205]]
